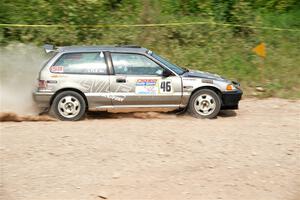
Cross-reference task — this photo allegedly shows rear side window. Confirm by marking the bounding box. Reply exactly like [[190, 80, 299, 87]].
[[51, 52, 107, 74]]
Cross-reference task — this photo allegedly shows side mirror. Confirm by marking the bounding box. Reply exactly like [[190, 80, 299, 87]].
[[162, 69, 173, 77]]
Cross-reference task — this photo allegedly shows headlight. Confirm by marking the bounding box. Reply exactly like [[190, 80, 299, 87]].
[[226, 84, 235, 91]]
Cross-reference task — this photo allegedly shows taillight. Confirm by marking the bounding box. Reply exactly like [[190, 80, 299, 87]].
[[38, 80, 47, 89]]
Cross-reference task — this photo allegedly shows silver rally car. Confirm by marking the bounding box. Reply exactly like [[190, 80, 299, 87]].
[[33, 45, 243, 121]]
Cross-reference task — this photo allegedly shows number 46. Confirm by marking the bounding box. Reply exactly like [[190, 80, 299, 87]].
[[160, 81, 172, 92]]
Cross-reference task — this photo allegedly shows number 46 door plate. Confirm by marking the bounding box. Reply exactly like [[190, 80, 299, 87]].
[[159, 80, 173, 94]]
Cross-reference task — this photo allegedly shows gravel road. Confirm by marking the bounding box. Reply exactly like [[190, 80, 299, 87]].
[[1, 98, 300, 200]]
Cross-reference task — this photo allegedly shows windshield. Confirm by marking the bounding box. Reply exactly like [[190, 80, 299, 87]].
[[151, 53, 186, 75]]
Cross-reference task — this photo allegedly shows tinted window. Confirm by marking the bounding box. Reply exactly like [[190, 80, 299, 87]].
[[51, 52, 107, 74], [111, 53, 163, 75]]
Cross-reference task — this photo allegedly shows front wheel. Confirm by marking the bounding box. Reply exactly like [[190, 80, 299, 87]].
[[188, 89, 221, 119], [51, 91, 86, 121]]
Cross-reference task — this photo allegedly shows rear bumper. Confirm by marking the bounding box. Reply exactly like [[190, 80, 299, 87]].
[[221, 89, 243, 110], [32, 91, 54, 108]]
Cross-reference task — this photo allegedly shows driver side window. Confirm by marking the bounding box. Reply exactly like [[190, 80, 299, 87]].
[[111, 53, 163, 76]]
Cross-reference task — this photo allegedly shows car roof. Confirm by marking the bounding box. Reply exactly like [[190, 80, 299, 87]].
[[57, 45, 148, 53]]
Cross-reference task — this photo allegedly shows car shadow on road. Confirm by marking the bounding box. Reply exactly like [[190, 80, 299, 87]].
[[86, 109, 237, 120], [86, 110, 180, 120], [218, 110, 237, 118]]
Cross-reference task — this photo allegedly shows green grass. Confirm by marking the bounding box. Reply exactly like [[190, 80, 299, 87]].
[[1, 3, 299, 98]]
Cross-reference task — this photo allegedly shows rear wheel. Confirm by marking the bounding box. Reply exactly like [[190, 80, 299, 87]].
[[188, 89, 221, 119], [51, 91, 86, 121]]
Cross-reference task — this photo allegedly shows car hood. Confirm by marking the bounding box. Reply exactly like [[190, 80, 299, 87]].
[[182, 70, 228, 81]]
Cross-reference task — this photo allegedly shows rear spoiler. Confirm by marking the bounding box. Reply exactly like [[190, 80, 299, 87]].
[[43, 44, 57, 53]]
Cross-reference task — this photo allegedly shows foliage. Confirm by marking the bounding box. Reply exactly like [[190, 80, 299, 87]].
[[0, 0, 299, 98]]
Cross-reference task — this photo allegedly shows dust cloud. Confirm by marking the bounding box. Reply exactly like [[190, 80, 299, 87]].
[[0, 112, 56, 122], [0, 43, 49, 120]]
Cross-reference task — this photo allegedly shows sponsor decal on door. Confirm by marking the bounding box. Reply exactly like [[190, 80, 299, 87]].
[[135, 79, 173, 95], [135, 79, 158, 95]]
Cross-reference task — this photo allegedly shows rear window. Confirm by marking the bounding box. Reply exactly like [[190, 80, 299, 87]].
[[51, 52, 107, 74]]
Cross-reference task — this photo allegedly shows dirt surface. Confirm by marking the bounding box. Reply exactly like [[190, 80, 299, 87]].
[[1, 98, 300, 200]]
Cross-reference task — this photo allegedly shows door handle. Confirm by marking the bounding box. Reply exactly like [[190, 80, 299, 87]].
[[116, 78, 126, 83]]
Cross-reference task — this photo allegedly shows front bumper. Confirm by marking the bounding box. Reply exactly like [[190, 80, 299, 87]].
[[221, 89, 243, 110], [32, 91, 54, 108]]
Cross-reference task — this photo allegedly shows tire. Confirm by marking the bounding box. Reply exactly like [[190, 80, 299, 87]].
[[50, 91, 86, 121], [188, 89, 221, 119]]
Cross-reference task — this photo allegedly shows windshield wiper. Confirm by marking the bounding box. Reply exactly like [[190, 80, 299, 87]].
[[180, 67, 189, 74], [183, 67, 189, 72]]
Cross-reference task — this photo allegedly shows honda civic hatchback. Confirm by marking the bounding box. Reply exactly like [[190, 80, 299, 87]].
[[33, 45, 242, 121]]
